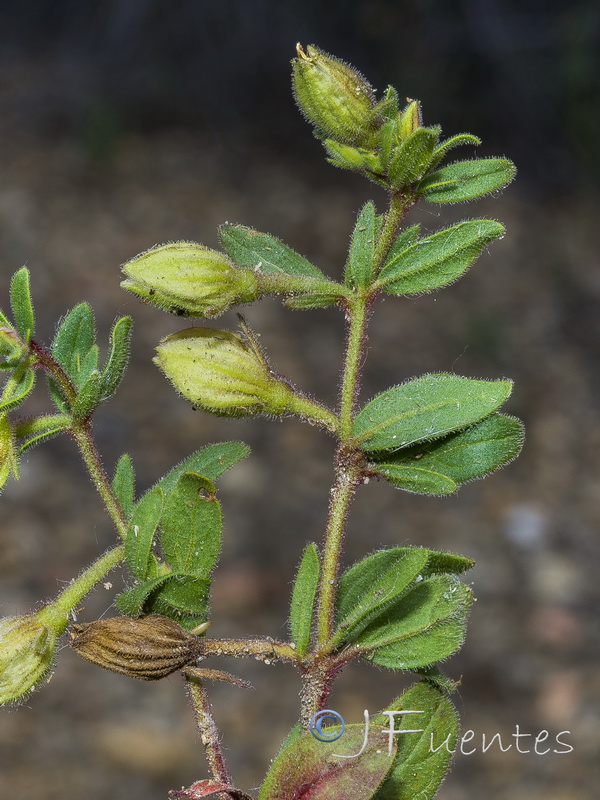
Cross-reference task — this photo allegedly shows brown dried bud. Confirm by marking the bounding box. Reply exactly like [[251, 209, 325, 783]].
[[70, 615, 205, 681]]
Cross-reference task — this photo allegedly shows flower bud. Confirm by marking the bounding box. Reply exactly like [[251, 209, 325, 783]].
[[70, 615, 205, 681], [154, 327, 295, 417], [0, 613, 59, 704], [292, 44, 379, 147], [398, 99, 423, 140], [121, 242, 259, 318]]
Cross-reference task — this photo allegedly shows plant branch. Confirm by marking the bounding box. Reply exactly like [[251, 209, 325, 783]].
[[30, 339, 129, 540], [39, 544, 125, 631], [184, 673, 232, 792]]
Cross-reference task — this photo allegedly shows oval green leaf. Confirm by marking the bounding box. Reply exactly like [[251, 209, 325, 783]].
[[333, 548, 429, 648], [345, 202, 378, 288], [290, 543, 320, 655], [378, 219, 505, 296], [372, 682, 459, 800], [219, 224, 326, 279], [160, 472, 222, 578], [353, 373, 513, 452], [419, 158, 516, 203], [372, 412, 524, 485], [356, 576, 473, 669]]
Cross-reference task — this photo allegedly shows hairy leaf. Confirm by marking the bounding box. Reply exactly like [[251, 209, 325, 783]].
[[0, 367, 35, 414], [372, 682, 459, 800], [220, 224, 325, 278], [378, 220, 505, 296], [112, 454, 136, 520], [388, 127, 438, 189], [333, 548, 429, 647], [357, 576, 473, 669], [98, 316, 132, 402], [373, 413, 524, 486], [125, 486, 164, 580], [290, 543, 320, 655], [258, 722, 395, 800], [160, 472, 222, 578], [353, 374, 513, 452], [345, 202, 378, 288], [9, 268, 35, 342], [419, 158, 516, 203]]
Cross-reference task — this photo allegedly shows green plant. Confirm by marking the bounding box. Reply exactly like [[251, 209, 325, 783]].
[[0, 44, 522, 799]]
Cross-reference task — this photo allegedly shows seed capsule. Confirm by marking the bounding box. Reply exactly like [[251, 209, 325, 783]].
[[121, 241, 260, 317], [292, 44, 379, 147], [70, 615, 206, 681]]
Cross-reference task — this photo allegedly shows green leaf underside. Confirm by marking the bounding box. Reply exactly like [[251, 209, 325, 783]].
[[219, 224, 326, 279], [373, 413, 524, 487], [0, 413, 18, 486], [150, 442, 250, 498], [124, 486, 164, 580], [420, 158, 516, 203], [15, 415, 69, 455], [345, 202, 377, 288], [284, 292, 343, 309], [71, 372, 101, 419], [372, 682, 459, 800], [258, 724, 396, 800], [112, 454, 135, 519], [383, 225, 420, 264], [378, 220, 504, 295], [151, 575, 211, 617], [290, 543, 320, 655], [51, 303, 96, 387], [10, 268, 35, 341], [430, 133, 481, 170], [357, 576, 473, 669], [353, 374, 512, 452], [372, 464, 457, 495], [388, 127, 437, 188], [99, 316, 132, 400], [115, 574, 173, 616], [160, 472, 222, 578], [333, 549, 429, 646], [0, 368, 35, 413]]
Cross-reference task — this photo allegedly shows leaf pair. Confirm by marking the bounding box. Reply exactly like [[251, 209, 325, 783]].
[[259, 682, 458, 800], [352, 373, 522, 495], [334, 547, 473, 669], [289, 545, 473, 669], [49, 302, 132, 419], [115, 442, 249, 629]]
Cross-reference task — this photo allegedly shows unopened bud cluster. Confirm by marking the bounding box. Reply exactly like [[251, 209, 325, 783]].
[[292, 44, 441, 190], [70, 614, 206, 681]]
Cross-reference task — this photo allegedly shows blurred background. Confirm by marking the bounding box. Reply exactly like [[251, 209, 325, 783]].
[[1, 1, 599, 798]]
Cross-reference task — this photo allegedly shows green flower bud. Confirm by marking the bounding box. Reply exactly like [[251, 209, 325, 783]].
[[398, 99, 423, 140], [121, 242, 259, 318], [292, 44, 379, 147], [155, 327, 295, 417], [0, 612, 60, 705]]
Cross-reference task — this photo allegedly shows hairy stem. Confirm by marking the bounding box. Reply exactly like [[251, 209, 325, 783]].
[[70, 421, 129, 539], [185, 674, 232, 791], [309, 190, 412, 708], [315, 458, 361, 649], [39, 545, 125, 632], [30, 340, 129, 539]]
